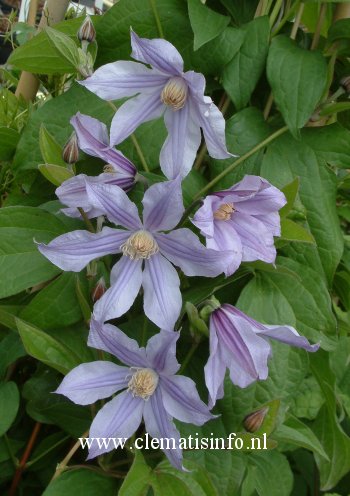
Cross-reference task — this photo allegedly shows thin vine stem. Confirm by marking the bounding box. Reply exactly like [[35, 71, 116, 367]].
[[51, 430, 89, 481], [311, 3, 327, 50], [149, 0, 165, 38]]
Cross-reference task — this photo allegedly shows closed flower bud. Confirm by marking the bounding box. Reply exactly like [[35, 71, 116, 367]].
[[91, 277, 106, 303], [243, 407, 268, 433], [77, 16, 96, 43], [62, 132, 79, 164], [340, 76, 350, 94]]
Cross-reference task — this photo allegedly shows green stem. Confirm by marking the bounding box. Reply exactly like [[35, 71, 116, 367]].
[[310, 3, 327, 50], [290, 2, 305, 40], [3, 434, 18, 468], [179, 341, 200, 374], [269, 0, 284, 27], [149, 0, 164, 38], [193, 126, 289, 201], [78, 208, 95, 233], [26, 435, 70, 467]]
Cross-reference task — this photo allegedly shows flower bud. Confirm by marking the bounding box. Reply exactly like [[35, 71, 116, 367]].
[[199, 295, 221, 322], [91, 277, 106, 303], [340, 76, 350, 94], [62, 132, 79, 164], [243, 407, 268, 433], [77, 16, 96, 44]]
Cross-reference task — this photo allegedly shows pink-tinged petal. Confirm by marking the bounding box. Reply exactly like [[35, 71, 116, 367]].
[[212, 309, 270, 388], [146, 330, 180, 375], [231, 176, 286, 213], [156, 228, 233, 277], [142, 254, 181, 330], [204, 322, 227, 408], [184, 71, 206, 101], [206, 221, 242, 276], [191, 196, 219, 238], [256, 324, 320, 352], [110, 90, 164, 146], [159, 103, 201, 179], [55, 361, 129, 405], [37, 227, 129, 272], [231, 212, 276, 263], [93, 256, 143, 322], [71, 113, 137, 176], [193, 97, 231, 159], [85, 182, 142, 230], [87, 391, 144, 459], [88, 319, 147, 368], [131, 30, 184, 75], [142, 177, 184, 232], [160, 375, 214, 425], [143, 387, 183, 470], [79, 60, 167, 100]]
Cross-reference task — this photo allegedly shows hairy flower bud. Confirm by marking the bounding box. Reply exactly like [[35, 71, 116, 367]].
[[62, 132, 79, 164], [243, 407, 268, 433], [77, 16, 96, 43]]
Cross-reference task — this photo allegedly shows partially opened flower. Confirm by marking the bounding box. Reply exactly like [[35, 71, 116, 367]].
[[80, 31, 231, 179], [57, 112, 137, 218], [38, 178, 233, 329], [205, 302, 319, 407], [191, 175, 287, 276], [56, 322, 214, 469]]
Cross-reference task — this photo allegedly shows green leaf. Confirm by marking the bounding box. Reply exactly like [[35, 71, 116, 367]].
[[280, 177, 300, 217], [0, 206, 66, 298], [0, 333, 26, 378], [44, 26, 80, 68], [267, 36, 327, 136], [38, 163, 74, 186], [222, 16, 270, 109], [0, 127, 19, 160], [119, 450, 152, 496], [328, 18, 350, 44], [16, 318, 83, 374], [39, 125, 66, 167], [42, 468, 117, 495], [320, 101, 350, 116], [280, 218, 315, 244], [244, 451, 293, 496], [0, 382, 20, 436], [188, 0, 230, 50]]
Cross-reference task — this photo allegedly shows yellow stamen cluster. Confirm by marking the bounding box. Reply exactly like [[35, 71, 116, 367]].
[[213, 203, 235, 221], [128, 368, 159, 400], [121, 230, 159, 260], [103, 164, 115, 173], [161, 77, 188, 110]]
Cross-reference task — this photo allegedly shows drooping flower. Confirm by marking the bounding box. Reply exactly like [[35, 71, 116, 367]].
[[191, 175, 287, 276], [204, 302, 319, 407], [55, 321, 214, 469], [56, 112, 137, 218], [38, 178, 233, 329], [80, 31, 231, 179]]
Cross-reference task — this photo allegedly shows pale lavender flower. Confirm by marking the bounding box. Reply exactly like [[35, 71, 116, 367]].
[[57, 112, 137, 219], [191, 175, 287, 276], [80, 31, 231, 179], [56, 321, 214, 469], [38, 178, 233, 329], [205, 303, 319, 407]]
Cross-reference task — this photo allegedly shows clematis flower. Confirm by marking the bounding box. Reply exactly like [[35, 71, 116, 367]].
[[205, 302, 319, 407], [191, 175, 287, 276], [55, 321, 214, 469], [38, 178, 233, 329], [57, 112, 137, 218], [80, 31, 231, 179]]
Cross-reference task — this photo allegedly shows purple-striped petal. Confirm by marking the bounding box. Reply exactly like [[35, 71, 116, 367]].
[[79, 60, 167, 100], [206, 221, 242, 276], [146, 330, 180, 374], [156, 228, 233, 277], [87, 391, 144, 459], [131, 30, 183, 75], [142, 177, 184, 232], [142, 254, 181, 330], [160, 375, 214, 425], [231, 213, 276, 263], [37, 227, 129, 272], [110, 89, 164, 146], [93, 256, 143, 322], [256, 324, 320, 352], [143, 387, 183, 470], [55, 361, 129, 405], [88, 318, 147, 368], [191, 196, 218, 238], [85, 182, 142, 230], [204, 323, 227, 408], [159, 103, 201, 179]]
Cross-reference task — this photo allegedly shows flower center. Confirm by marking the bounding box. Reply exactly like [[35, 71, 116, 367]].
[[120, 230, 159, 260], [128, 368, 159, 400], [103, 164, 115, 173], [213, 203, 235, 221], [161, 77, 188, 111]]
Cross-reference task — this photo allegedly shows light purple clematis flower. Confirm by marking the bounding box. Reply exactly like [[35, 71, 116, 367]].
[[80, 31, 231, 179], [55, 321, 214, 469], [38, 178, 233, 329], [205, 303, 320, 407], [57, 112, 137, 218], [191, 175, 287, 276]]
